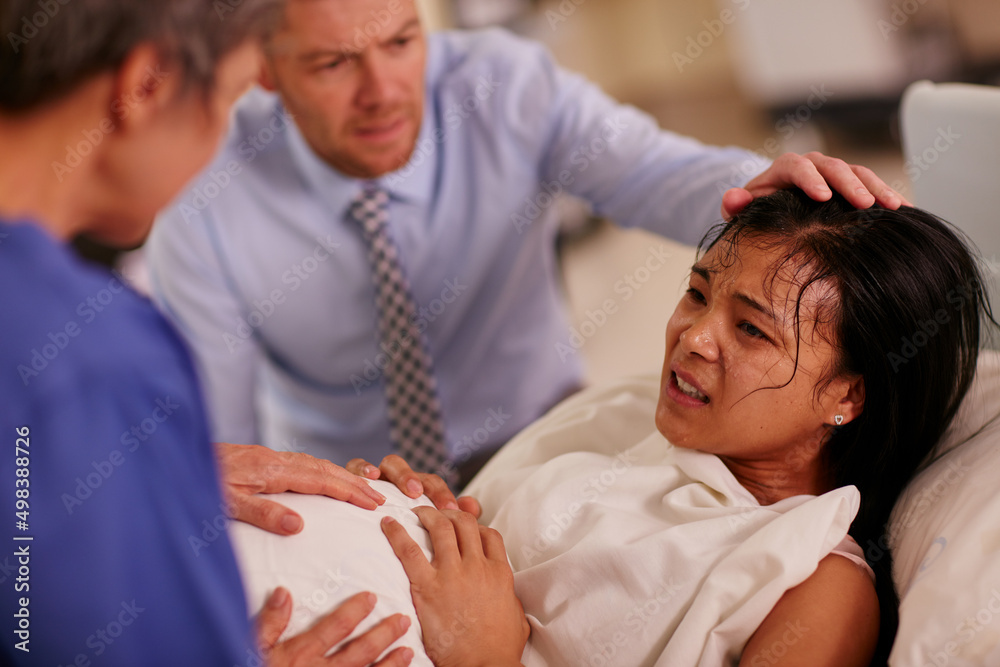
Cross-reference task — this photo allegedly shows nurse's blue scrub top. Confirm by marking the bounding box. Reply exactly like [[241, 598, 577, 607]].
[[0, 220, 253, 665]]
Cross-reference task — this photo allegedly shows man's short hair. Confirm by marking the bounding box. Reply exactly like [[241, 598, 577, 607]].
[[0, 0, 283, 112]]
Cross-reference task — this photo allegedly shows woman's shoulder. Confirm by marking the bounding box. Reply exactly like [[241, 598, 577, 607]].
[[740, 549, 879, 667]]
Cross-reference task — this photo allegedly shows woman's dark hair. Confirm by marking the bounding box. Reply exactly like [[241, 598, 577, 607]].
[[701, 189, 994, 666], [0, 0, 283, 112]]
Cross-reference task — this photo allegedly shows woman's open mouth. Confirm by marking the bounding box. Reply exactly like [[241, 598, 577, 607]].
[[668, 370, 710, 407]]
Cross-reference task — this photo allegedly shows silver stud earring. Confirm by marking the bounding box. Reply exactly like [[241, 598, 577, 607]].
[[834, 415, 844, 426]]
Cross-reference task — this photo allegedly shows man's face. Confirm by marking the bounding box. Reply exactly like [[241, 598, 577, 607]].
[[262, 0, 426, 178]]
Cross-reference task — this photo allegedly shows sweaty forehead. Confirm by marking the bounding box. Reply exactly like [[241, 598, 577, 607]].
[[698, 237, 841, 331]]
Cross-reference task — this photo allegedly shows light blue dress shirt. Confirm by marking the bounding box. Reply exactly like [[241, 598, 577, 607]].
[[147, 28, 767, 468]]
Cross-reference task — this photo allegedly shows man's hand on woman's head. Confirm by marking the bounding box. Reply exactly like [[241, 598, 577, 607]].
[[347, 454, 483, 518], [381, 507, 529, 667], [257, 587, 414, 667], [722, 151, 912, 220], [215, 443, 387, 535]]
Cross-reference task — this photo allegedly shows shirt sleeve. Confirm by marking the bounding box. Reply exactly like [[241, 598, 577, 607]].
[[829, 534, 876, 583], [146, 203, 263, 446], [495, 33, 770, 247]]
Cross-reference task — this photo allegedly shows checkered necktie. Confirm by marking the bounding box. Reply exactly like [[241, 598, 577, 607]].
[[349, 186, 455, 486]]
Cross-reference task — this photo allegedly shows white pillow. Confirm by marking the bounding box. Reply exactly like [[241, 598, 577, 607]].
[[889, 350, 1000, 665]]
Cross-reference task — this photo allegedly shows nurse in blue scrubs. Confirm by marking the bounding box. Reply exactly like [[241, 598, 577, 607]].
[[0, 1, 414, 664]]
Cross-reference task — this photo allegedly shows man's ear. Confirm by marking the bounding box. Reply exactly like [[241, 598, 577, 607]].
[[108, 43, 181, 131], [258, 53, 277, 92]]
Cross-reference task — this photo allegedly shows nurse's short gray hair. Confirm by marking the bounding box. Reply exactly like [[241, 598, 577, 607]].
[[0, 0, 284, 111]]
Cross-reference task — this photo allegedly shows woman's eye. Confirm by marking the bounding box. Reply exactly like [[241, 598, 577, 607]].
[[685, 287, 706, 304], [739, 322, 768, 340]]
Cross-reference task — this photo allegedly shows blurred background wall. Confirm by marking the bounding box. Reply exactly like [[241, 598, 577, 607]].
[[418, 0, 1000, 198]]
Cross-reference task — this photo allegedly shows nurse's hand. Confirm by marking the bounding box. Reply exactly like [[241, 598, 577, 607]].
[[347, 454, 482, 518], [216, 443, 387, 535], [258, 587, 414, 667], [382, 508, 529, 667], [722, 152, 911, 220]]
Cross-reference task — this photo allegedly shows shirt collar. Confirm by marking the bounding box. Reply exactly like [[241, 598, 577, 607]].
[[379, 93, 437, 206], [285, 111, 365, 215]]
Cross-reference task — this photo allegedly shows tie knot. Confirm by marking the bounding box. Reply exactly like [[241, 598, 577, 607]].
[[349, 186, 389, 235], [364, 185, 388, 203]]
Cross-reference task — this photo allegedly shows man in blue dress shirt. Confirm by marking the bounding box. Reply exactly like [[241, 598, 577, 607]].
[[147, 0, 904, 486]]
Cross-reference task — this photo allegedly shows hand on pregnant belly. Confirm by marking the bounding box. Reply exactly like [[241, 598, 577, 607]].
[[382, 507, 530, 667], [257, 587, 414, 667]]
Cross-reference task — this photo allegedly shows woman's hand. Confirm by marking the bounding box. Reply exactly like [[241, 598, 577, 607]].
[[257, 587, 414, 667], [722, 151, 911, 220], [347, 454, 482, 518], [381, 507, 529, 667], [216, 443, 387, 535]]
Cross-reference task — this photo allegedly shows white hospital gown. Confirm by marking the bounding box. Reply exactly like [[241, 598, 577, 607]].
[[466, 375, 862, 666]]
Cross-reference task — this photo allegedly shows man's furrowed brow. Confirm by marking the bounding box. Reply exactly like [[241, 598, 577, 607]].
[[298, 18, 421, 63], [298, 46, 350, 63], [390, 18, 422, 39]]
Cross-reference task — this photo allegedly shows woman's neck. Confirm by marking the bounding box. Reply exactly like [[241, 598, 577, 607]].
[[720, 451, 833, 505], [0, 92, 108, 239]]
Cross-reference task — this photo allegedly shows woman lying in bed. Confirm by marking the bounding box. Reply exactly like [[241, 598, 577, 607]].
[[231, 189, 992, 667]]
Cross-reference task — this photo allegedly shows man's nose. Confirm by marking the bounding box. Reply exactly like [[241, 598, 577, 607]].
[[355, 55, 392, 108]]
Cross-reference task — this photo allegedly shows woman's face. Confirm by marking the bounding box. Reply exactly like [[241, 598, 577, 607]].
[[655, 237, 858, 479]]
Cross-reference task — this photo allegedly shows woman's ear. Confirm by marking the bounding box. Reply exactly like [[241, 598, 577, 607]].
[[107, 43, 180, 131], [832, 375, 865, 426]]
